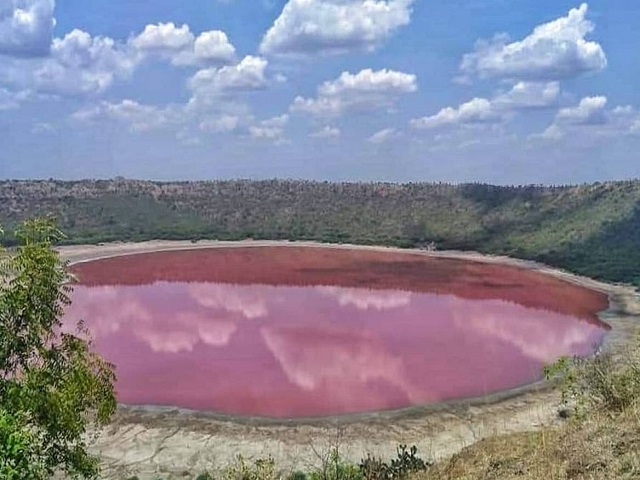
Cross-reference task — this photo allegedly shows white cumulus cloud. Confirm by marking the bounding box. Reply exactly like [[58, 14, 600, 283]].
[[556, 95, 608, 125], [0, 16, 238, 100], [199, 114, 240, 133], [460, 3, 606, 81], [310, 125, 341, 139], [131, 22, 236, 66], [493, 81, 560, 109], [188, 55, 268, 99], [131, 22, 194, 51], [191, 30, 236, 64], [260, 0, 415, 56], [367, 127, 398, 143], [73, 99, 179, 132], [411, 98, 500, 130], [0, 28, 138, 96], [41, 29, 137, 94], [529, 96, 640, 142], [411, 82, 560, 130], [292, 68, 417, 117], [249, 113, 289, 143], [0, 0, 55, 57]]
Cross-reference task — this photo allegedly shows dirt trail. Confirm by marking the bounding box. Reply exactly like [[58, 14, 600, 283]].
[[57, 241, 640, 480]]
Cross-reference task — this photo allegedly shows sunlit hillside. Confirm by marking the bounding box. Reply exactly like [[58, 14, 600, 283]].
[[1, 179, 639, 286]]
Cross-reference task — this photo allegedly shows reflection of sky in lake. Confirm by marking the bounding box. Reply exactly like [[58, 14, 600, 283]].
[[64, 280, 607, 418]]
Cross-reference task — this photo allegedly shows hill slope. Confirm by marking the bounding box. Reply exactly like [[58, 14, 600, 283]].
[[1, 179, 639, 286]]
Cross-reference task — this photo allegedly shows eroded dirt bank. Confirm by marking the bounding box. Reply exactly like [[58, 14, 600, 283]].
[[58, 241, 640, 480]]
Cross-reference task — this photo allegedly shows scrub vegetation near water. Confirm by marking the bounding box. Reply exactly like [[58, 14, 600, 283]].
[[1, 179, 640, 287]]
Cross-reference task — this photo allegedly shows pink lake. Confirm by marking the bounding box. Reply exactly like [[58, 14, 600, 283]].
[[65, 247, 610, 418]]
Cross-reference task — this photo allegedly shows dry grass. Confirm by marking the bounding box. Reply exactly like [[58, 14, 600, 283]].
[[419, 348, 640, 480], [421, 407, 640, 479]]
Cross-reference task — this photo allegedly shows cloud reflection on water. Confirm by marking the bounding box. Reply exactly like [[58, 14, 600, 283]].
[[63, 280, 606, 416], [449, 298, 600, 364], [318, 286, 413, 310]]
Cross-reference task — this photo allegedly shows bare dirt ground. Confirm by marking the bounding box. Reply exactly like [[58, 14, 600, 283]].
[[57, 241, 640, 480]]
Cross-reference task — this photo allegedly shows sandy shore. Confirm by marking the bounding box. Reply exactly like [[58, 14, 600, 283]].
[[57, 240, 640, 480]]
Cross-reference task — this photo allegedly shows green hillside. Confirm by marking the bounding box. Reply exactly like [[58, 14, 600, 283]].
[[1, 179, 639, 286]]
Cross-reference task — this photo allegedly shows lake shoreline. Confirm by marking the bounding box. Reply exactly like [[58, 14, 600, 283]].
[[57, 240, 640, 479]]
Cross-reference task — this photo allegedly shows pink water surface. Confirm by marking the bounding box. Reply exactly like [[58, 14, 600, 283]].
[[65, 247, 609, 418]]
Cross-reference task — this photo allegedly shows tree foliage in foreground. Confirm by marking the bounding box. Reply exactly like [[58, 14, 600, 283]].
[[0, 219, 116, 479]]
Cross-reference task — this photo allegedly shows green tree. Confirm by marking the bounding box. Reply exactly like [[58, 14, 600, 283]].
[[0, 409, 47, 479], [0, 219, 117, 479]]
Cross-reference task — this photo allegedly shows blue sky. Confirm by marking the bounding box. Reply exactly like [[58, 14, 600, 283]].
[[0, 0, 639, 184]]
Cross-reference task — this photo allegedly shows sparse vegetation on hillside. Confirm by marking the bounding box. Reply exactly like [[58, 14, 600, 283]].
[[421, 340, 640, 480], [1, 179, 640, 286]]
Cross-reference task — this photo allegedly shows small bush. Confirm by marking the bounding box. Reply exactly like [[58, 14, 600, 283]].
[[545, 344, 640, 416], [288, 471, 308, 480], [308, 448, 362, 480], [359, 455, 387, 480], [223, 455, 278, 480], [360, 445, 429, 480]]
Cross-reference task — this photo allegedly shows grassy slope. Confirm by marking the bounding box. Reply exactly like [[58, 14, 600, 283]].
[[1, 179, 639, 285], [423, 348, 640, 480], [424, 408, 640, 479]]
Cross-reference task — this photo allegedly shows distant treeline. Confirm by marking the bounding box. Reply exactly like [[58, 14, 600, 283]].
[[1, 179, 639, 287]]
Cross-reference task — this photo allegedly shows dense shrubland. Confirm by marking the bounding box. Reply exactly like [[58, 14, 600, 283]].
[[1, 179, 640, 286]]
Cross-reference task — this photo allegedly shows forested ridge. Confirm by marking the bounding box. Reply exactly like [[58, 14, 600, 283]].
[[1, 178, 639, 287]]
